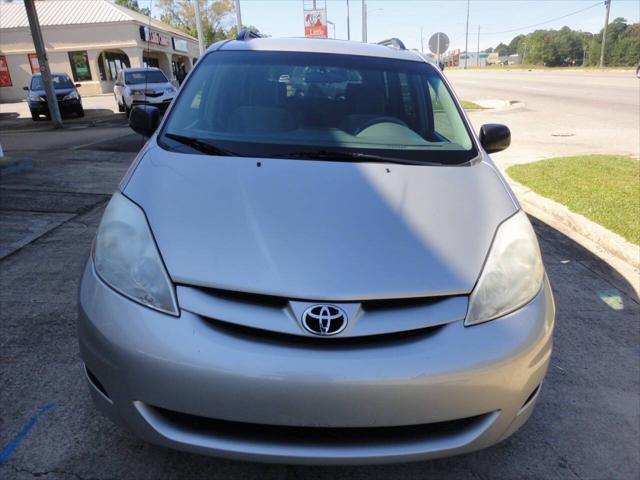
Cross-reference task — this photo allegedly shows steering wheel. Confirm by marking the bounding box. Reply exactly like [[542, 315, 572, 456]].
[[353, 116, 408, 135]]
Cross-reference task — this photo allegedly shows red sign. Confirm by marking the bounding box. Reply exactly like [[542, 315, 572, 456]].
[[28, 53, 40, 74], [304, 9, 328, 38], [0, 55, 12, 87], [142, 26, 170, 47]]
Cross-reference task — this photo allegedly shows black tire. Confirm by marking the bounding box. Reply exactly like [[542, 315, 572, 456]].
[[636, 64, 640, 79], [31, 112, 40, 121], [77, 106, 84, 118], [116, 95, 125, 112], [125, 104, 132, 117]]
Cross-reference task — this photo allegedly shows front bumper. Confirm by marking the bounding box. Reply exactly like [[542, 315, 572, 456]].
[[128, 93, 174, 111], [29, 98, 81, 115], [78, 260, 555, 465]]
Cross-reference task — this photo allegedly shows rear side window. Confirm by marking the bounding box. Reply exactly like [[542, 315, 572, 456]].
[[161, 51, 477, 164]]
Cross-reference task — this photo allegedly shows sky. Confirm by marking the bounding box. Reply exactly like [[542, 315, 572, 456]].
[[146, 0, 640, 53]]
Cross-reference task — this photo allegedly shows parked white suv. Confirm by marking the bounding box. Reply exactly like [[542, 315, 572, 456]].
[[113, 67, 176, 116]]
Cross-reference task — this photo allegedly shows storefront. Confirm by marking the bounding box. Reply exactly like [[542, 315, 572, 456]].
[[0, 0, 199, 102]]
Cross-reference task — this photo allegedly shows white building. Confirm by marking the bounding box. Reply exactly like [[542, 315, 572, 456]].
[[0, 0, 199, 102], [458, 52, 487, 68]]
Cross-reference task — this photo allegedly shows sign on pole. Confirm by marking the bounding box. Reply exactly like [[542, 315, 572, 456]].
[[0, 55, 13, 87], [304, 0, 328, 38], [428, 32, 449, 55]]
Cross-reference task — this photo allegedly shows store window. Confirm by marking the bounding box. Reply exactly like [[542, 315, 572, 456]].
[[68, 51, 92, 82], [98, 51, 130, 81], [143, 55, 160, 68]]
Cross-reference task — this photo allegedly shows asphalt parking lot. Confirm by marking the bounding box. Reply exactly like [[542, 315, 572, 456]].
[[0, 107, 639, 479]]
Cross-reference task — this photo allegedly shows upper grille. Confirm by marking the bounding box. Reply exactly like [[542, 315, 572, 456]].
[[177, 284, 467, 340]]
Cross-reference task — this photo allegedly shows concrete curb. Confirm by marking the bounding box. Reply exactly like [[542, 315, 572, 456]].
[[506, 175, 640, 293]]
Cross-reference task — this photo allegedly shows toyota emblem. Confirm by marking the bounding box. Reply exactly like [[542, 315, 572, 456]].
[[301, 305, 348, 336]]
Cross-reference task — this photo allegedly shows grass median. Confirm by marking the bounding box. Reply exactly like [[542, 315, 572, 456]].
[[507, 155, 640, 245], [461, 100, 485, 110]]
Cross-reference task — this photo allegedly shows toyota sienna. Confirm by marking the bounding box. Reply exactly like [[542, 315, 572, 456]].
[[78, 33, 555, 465]]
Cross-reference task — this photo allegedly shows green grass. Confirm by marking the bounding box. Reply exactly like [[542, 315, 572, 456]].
[[461, 100, 485, 110], [507, 155, 640, 245]]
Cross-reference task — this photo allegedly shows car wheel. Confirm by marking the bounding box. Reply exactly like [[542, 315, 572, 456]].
[[31, 112, 40, 121], [636, 65, 640, 79], [77, 106, 85, 118], [115, 95, 125, 112], [125, 104, 132, 117]]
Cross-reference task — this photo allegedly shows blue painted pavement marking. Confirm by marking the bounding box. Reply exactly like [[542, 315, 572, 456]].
[[0, 403, 55, 465]]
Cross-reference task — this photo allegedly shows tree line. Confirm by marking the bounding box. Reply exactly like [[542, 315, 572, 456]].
[[488, 18, 639, 67], [116, 0, 261, 46]]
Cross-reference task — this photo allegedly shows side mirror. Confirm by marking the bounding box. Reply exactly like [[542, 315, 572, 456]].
[[23, 86, 29, 91], [479, 124, 510, 154], [129, 105, 160, 137], [75, 83, 81, 88]]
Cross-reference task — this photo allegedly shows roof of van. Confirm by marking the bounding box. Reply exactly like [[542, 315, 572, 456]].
[[213, 37, 428, 63]]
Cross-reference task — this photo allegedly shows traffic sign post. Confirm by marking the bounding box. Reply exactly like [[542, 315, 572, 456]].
[[428, 32, 449, 64]]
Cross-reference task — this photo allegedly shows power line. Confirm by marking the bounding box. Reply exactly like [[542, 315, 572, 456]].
[[483, 1, 602, 35]]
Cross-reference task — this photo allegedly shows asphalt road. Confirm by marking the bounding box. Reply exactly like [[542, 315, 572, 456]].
[[445, 69, 640, 167], [0, 127, 638, 479]]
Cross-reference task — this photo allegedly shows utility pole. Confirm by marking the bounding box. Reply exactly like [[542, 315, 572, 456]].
[[522, 41, 527, 64], [24, 0, 62, 128], [235, 0, 242, 32], [599, 0, 611, 68], [464, 0, 470, 69], [346, 0, 350, 40], [476, 25, 480, 67], [420, 27, 424, 54], [193, 0, 205, 54]]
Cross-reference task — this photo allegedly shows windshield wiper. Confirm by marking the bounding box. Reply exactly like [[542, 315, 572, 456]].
[[164, 133, 241, 157], [273, 150, 442, 166]]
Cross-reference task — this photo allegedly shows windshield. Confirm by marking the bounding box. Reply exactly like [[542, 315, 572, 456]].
[[160, 51, 477, 164], [31, 74, 74, 90], [125, 70, 168, 85]]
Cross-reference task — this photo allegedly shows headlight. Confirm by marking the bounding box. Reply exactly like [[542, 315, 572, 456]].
[[63, 90, 79, 100], [93, 191, 179, 316], [465, 210, 544, 326], [28, 94, 43, 102], [130, 89, 145, 96], [165, 87, 175, 94]]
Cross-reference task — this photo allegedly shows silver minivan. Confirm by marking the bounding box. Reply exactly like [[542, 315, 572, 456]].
[[79, 34, 555, 465]]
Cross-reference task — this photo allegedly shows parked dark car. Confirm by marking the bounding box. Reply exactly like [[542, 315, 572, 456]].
[[24, 72, 84, 121]]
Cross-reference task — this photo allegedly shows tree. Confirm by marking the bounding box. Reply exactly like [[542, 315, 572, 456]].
[[612, 23, 640, 66], [586, 17, 634, 66], [115, 0, 150, 16], [494, 42, 509, 56], [157, 0, 237, 46], [507, 34, 525, 55], [491, 20, 638, 67]]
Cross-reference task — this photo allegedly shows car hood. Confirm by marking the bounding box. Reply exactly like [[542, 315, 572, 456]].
[[31, 87, 74, 97], [126, 82, 171, 91], [124, 146, 517, 301]]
